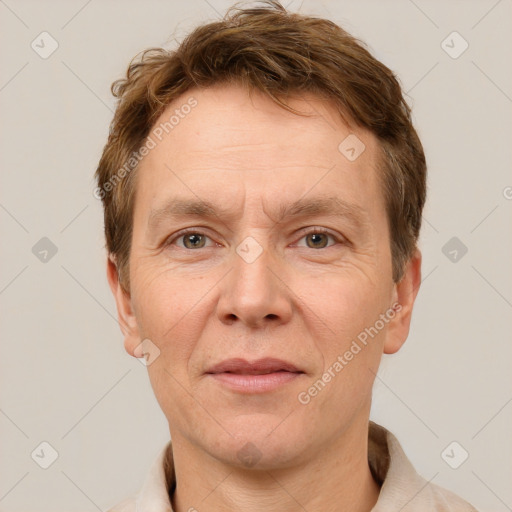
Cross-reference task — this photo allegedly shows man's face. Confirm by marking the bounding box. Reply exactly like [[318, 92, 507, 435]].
[[109, 84, 417, 468]]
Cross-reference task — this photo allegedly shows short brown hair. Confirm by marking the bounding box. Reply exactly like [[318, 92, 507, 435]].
[[95, 0, 426, 294]]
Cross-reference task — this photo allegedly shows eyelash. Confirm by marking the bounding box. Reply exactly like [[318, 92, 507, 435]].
[[164, 227, 345, 250]]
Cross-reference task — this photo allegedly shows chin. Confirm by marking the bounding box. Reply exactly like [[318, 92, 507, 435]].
[[203, 416, 312, 470]]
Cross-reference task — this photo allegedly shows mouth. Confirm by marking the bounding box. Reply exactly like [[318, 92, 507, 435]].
[[220, 369, 295, 375], [205, 358, 304, 393]]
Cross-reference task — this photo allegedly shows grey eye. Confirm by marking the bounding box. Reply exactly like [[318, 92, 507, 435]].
[[182, 233, 207, 249]]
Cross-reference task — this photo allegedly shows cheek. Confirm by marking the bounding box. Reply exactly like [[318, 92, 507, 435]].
[[299, 271, 388, 398], [301, 270, 387, 342], [132, 268, 205, 368]]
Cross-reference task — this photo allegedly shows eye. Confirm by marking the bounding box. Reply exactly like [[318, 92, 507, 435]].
[[165, 230, 214, 250], [164, 227, 344, 251], [296, 228, 342, 249]]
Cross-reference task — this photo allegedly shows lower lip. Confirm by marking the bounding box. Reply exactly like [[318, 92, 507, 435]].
[[207, 371, 303, 393]]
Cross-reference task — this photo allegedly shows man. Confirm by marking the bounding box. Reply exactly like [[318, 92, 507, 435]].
[[95, 1, 478, 510]]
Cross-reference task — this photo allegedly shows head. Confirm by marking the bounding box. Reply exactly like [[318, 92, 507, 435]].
[[96, 1, 425, 469]]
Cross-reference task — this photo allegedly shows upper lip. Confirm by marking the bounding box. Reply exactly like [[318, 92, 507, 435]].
[[205, 357, 303, 375]]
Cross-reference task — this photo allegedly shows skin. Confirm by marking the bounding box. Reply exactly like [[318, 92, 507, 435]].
[[107, 84, 421, 512]]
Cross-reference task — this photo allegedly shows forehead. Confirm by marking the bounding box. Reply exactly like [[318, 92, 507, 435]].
[[133, 84, 384, 221], [148, 85, 375, 164]]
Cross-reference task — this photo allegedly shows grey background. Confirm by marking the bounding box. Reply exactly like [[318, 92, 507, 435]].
[[0, 0, 511, 510]]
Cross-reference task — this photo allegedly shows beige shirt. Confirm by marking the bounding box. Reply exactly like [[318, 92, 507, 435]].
[[107, 422, 478, 511]]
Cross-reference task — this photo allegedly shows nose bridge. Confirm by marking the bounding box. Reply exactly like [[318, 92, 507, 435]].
[[216, 234, 292, 327]]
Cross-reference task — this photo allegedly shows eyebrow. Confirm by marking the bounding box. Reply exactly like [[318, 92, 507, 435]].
[[147, 195, 369, 232]]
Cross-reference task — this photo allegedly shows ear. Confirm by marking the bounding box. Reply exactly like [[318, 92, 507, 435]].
[[106, 254, 142, 358], [383, 249, 422, 355]]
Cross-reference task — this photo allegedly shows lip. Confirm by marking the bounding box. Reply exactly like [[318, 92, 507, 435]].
[[206, 357, 302, 374], [205, 357, 304, 394]]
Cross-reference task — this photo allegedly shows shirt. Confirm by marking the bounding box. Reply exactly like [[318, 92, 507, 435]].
[[107, 421, 479, 511]]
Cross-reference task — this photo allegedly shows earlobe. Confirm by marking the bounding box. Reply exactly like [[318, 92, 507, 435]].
[[106, 254, 141, 357], [383, 249, 422, 354]]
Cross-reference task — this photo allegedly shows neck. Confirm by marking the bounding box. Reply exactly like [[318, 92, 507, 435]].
[[169, 416, 380, 512]]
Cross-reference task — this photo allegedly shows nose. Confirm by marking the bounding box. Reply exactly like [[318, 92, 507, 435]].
[[216, 240, 293, 328]]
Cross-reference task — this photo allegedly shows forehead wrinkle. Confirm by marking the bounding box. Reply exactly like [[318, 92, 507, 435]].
[[146, 193, 370, 233]]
